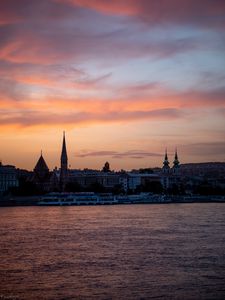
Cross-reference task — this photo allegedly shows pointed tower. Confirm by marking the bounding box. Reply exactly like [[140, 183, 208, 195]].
[[34, 151, 49, 180], [172, 149, 180, 174], [162, 149, 170, 174], [60, 131, 68, 189]]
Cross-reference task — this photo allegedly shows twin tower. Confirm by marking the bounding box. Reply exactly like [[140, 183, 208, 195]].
[[162, 149, 180, 175]]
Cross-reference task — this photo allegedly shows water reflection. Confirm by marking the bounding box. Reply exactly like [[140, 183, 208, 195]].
[[0, 204, 225, 299]]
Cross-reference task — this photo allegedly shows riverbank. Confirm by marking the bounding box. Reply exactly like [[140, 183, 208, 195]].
[[0, 196, 40, 206], [0, 194, 225, 206]]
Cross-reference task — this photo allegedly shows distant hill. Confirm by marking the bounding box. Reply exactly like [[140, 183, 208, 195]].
[[180, 162, 225, 177], [181, 162, 225, 167]]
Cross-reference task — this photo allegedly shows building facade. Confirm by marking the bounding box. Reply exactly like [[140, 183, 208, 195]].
[[28, 152, 58, 192], [0, 162, 19, 194]]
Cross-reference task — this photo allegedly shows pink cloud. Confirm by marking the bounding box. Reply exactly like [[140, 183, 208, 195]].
[[2, 0, 225, 29], [59, 0, 225, 28], [0, 27, 200, 65], [1, 74, 225, 126], [0, 107, 184, 127], [0, 61, 111, 91]]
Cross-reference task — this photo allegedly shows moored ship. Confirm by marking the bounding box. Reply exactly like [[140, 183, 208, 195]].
[[38, 192, 118, 206], [38, 192, 167, 206]]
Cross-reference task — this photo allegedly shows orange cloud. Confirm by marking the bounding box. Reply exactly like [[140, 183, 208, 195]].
[[0, 107, 184, 128], [1, 85, 225, 129], [2, 83, 223, 125]]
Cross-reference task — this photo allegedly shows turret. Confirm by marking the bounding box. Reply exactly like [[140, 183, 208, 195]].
[[102, 161, 111, 173], [172, 149, 180, 174], [162, 149, 170, 174], [34, 151, 49, 180]]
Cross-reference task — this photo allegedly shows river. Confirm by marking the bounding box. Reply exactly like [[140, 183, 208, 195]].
[[0, 204, 225, 299]]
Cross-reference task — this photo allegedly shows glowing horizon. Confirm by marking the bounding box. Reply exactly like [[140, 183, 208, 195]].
[[0, 0, 225, 170]]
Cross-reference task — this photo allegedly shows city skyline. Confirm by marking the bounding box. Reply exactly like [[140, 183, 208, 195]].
[[0, 131, 223, 172], [0, 130, 182, 171], [0, 0, 225, 170]]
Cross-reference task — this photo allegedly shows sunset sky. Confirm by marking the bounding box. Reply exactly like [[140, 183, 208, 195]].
[[0, 0, 225, 171]]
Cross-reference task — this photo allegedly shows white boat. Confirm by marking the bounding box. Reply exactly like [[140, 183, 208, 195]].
[[38, 192, 97, 205], [116, 193, 169, 204], [38, 192, 117, 206], [116, 193, 147, 203], [38, 192, 169, 206]]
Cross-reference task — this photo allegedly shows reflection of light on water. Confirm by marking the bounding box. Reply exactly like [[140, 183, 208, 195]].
[[0, 204, 225, 299]]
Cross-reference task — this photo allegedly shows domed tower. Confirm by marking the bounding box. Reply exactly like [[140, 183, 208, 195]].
[[60, 131, 68, 190], [162, 149, 170, 174], [172, 149, 180, 175], [102, 161, 110, 173]]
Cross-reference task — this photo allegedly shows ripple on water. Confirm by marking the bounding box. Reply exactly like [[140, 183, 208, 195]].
[[0, 204, 225, 299]]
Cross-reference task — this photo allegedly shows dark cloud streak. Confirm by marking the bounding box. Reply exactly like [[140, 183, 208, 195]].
[[76, 150, 162, 159]]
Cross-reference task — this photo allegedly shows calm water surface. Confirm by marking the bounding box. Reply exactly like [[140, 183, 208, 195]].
[[0, 204, 225, 300]]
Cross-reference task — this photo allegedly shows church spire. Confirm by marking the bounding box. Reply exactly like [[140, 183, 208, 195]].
[[165, 148, 168, 161], [172, 148, 180, 175], [173, 148, 179, 167], [61, 131, 68, 165], [163, 149, 169, 167], [60, 131, 68, 189], [162, 148, 170, 173]]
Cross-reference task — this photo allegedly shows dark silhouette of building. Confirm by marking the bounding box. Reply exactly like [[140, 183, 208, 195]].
[[60, 131, 68, 190], [180, 162, 225, 177], [34, 151, 49, 179], [161, 149, 181, 191], [172, 149, 180, 174], [0, 162, 18, 194], [23, 132, 69, 193], [162, 149, 170, 174], [102, 161, 111, 172], [28, 152, 58, 193]]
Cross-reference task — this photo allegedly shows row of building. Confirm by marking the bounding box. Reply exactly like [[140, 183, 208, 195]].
[[29, 133, 181, 192], [1, 133, 224, 195]]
